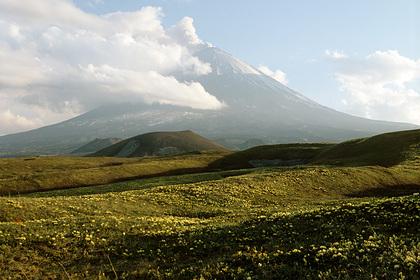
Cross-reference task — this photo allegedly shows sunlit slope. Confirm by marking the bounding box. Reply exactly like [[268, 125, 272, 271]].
[[2, 164, 420, 221], [1, 130, 420, 278], [0, 166, 419, 278], [0, 153, 224, 195]]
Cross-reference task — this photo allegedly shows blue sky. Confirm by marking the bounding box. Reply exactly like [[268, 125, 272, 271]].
[[75, 0, 420, 109]]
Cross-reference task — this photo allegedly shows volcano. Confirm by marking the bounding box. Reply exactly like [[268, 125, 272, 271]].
[[0, 45, 416, 156]]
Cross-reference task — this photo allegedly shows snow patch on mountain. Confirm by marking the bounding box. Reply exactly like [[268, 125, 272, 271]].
[[195, 46, 262, 75]]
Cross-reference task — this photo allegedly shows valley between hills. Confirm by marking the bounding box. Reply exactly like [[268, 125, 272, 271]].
[[1, 129, 420, 279]]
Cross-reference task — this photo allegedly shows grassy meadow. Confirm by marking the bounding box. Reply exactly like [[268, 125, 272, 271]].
[[0, 153, 226, 195], [0, 129, 420, 279]]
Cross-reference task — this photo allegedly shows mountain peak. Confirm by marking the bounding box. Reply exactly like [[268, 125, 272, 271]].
[[195, 46, 262, 76]]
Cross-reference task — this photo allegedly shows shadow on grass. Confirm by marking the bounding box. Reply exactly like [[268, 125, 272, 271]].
[[62, 195, 420, 279], [22, 169, 253, 197]]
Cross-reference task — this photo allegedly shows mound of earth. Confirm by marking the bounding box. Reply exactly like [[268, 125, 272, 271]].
[[92, 130, 229, 157]]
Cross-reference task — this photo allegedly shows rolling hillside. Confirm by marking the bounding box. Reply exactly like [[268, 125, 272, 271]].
[[210, 143, 333, 169], [313, 129, 420, 167], [0, 153, 225, 195], [93, 130, 229, 157], [2, 129, 419, 196], [212, 129, 420, 170], [1, 128, 420, 278], [1, 157, 420, 278]]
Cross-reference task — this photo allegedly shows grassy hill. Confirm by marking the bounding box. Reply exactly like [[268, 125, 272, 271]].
[[93, 130, 229, 157], [71, 138, 122, 155], [0, 153, 226, 195], [210, 143, 333, 169], [211, 129, 420, 170], [313, 129, 420, 167]]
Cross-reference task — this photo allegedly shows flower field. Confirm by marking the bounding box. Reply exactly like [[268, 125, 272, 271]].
[[0, 163, 420, 279], [1, 129, 420, 279]]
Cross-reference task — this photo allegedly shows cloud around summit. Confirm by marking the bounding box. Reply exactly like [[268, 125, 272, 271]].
[[0, 0, 223, 135]]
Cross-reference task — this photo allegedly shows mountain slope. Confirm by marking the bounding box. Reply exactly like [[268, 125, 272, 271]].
[[0, 45, 417, 156], [93, 130, 229, 157], [71, 138, 122, 155]]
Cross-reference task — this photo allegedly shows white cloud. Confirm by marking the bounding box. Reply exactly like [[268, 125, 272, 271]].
[[168, 17, 203, 46], [325, 49, 348, 60], [0, 93, 82, 135], [0, 110, 39, 135], [258, 65, 288, 85], [0, 1, 223, 134], [0, 0, 105, 30], [79, 64, 223, 109], [328, 50, 420, 124], [0, 44, 46, 87]]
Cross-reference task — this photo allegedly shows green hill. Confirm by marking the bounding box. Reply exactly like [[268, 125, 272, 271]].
[[313, 129, 420, 167], [210, 143, 333, 169], [93, 130, 229, 157], [211, 129, 420, 170], [0, 154, 225, 195]]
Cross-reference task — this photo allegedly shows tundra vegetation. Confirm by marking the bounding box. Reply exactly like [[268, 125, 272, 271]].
[[0, 129, 420, 279]]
